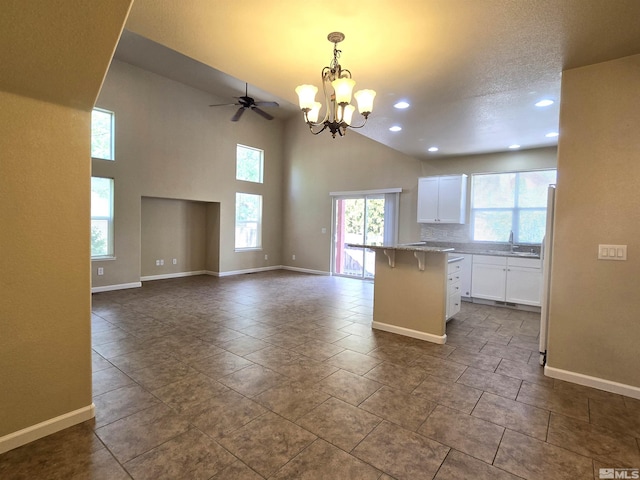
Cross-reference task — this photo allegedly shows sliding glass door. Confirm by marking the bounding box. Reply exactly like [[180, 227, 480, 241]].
[[333, 191, 399, 279]]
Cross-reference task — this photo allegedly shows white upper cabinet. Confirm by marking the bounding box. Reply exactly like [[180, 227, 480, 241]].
[[417, 174, 467, 223]]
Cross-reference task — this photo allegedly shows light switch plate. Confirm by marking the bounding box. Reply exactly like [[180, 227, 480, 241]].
[[598, 244, 627, 260]]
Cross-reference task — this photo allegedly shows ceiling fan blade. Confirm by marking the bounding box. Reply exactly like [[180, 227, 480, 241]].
[[231, 107, 246, 122], [253, 101, 279, 108], [251, 107, 274, 120], [209, 102, 238, 107]]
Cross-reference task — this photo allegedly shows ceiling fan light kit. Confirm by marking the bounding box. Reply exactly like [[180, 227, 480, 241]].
[[295, 32, 376, 138], [209, 83, 279, 122]]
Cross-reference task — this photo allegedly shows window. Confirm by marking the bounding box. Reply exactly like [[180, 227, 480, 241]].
[[91, 108, 114, 160], [91, 177, 114, 257], [236, 144, 264, 183], [235, 193, 262, 250], [471, 169, 557, 244]]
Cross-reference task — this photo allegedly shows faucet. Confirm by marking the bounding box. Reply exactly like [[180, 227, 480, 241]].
[[508, 230, 515, 252]]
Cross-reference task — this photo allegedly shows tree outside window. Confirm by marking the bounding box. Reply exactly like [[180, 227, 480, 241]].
[[91, 177, 114, 257], [471, 170, 556, 244], [235, 193, 262, 249]]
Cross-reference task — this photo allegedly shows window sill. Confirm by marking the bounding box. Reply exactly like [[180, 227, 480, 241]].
[[92, 256, 116, 261], [234, 248, 263, 253]]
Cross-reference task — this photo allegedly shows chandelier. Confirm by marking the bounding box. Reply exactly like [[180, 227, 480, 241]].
[[295, 32, 376, 138]]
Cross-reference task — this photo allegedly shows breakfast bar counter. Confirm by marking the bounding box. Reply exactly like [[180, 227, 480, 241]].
[[348, 243, 454, 344]]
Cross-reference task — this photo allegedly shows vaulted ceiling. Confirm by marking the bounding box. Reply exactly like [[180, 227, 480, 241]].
[[118, 0, 640, 160]]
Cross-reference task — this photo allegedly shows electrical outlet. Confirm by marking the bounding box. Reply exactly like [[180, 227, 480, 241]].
[[292, 254, 296, 261], [97, 267, 104, 276], [160, 259, 164, 266], [155, 260, 160, 266], [172, 258, 177, 265], [264, 254, 268, 260]]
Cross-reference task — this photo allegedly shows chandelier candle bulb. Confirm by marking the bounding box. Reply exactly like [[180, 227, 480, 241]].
[[295, 31, 375, 138], [343, 105, 355, 125], [354, 89, 376, 115], [295, 85, 318, 110], [332, 77, 356, 105], [307, 102, 322, 123]]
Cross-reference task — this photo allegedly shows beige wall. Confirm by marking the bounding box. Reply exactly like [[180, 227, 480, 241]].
[[0, 93, 93, 437], [548, 54, 640, 388], [420, 147, 557, 176], [92, 60, 285, 286], [0, 1, 131, 445], [141, 197, 214, 277], [282, 119, 423, 273]]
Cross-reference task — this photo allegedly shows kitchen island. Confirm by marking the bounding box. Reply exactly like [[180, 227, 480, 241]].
[[348, 243, 455, 344]]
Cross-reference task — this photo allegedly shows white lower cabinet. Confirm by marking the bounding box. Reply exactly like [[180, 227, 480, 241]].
[[446, 258, 463, 320], [471, 255, 542, 306]]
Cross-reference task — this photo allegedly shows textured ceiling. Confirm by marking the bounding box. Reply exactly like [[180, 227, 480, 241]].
[[120, 0, 640, 160]]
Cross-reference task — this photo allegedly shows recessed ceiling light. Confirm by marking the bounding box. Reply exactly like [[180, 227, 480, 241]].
[[428, 146, 439, 152], [394, 101, 410, 109], [545, 132, 559, 138], [508, 144, 521, 149], [535, 99, 554, 107], [389, 126, 402, 132]]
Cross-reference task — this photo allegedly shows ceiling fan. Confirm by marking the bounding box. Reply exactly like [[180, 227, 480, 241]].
[[209, 83, 279, 121]]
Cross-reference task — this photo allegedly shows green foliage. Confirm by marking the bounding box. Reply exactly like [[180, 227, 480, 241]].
[[91, 225, 107, 256], [344, 198, 385, 238], [236, 145, 263, 182]]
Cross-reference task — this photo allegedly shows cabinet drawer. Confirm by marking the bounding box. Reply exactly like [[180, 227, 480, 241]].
[[507, 257, 541, 269], [448, 273, 462, 286], [447, 260, 463, 274], [472, 255, 507, 266]]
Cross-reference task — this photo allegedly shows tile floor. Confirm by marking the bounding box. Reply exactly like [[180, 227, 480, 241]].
[[1, 271, 639, 479]]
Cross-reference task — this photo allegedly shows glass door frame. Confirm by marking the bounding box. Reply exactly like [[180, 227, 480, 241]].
[[330, 188, 401, 279]]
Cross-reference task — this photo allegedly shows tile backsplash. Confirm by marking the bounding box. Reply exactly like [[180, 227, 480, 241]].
[[420, 223, 471, 243]]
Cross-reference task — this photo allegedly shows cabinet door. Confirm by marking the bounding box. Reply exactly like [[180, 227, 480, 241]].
[[437, 175, 466, 223], [471, 263, 506, 301], [447, 290, 462, 320], [506, 266, 542, 306], [417, 177, 439, 223]]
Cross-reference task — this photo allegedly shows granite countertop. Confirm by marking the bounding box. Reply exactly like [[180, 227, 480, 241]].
[[347, 243, 454, 253], [406, 241, 541, 259]]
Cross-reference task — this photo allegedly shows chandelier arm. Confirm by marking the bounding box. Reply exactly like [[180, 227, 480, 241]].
[[308, 122, 328, 135], [344, 115, 371, 129]]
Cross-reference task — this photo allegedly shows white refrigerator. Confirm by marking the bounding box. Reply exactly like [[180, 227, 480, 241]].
[[539, 184, 556, 366]]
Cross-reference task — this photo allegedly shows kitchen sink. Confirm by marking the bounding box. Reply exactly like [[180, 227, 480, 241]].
[[481, 250, 540, 257]]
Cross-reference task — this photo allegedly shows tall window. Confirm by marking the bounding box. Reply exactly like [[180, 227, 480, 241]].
[[471, 169, 556, 244], [91, 108, 114, 160], [236, 144, 264, 183], [91, 177, 114, 257], [235, 193, 262, 250]]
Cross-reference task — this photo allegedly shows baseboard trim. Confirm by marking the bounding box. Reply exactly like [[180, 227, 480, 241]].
[[281, 266, 331, 276], [544, 365, 640, 400], [217, 265, 284, 277], [140, 270, 208, 282], [94, 266, 330, 289], [372, 321, 447, 344], [91, 282, 141, 293], [0, 403, 95, 454]]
